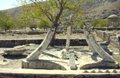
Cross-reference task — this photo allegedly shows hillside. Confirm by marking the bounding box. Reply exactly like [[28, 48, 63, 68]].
[[1, 0, 120, 22], [85, 0, 120, 19], [5, 6, 23, 18]]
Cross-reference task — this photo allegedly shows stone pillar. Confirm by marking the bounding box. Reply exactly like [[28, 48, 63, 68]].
[[66, 26, 71, 50], [69, 49, 77, 70]]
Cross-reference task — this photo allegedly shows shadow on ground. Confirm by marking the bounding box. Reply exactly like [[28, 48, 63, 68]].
[[3, 55, 27, 59]]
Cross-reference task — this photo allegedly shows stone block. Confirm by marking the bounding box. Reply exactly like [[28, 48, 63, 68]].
[[22, 59, 66, 70]]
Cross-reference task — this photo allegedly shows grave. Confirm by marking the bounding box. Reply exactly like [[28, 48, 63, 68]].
[[81, 26, 119, 69]]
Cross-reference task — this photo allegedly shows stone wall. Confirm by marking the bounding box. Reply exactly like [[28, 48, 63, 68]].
[[0, 73, 120, 78], [0, 39, 87, 47]]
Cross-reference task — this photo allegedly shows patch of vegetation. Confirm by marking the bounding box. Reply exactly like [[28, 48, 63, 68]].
[[38, 19, 51, 29], [91, 19, 109, 27], [0, 11, 15, 31]]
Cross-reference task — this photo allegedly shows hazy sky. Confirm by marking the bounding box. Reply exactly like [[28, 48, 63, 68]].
[[0, 0, 45, 10], [0, 0, 20, 10]]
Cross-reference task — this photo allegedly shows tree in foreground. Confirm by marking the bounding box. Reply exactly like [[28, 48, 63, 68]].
[[19, 0, 89, 60]]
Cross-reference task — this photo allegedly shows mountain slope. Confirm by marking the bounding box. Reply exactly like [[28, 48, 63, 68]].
[[1, 0, 120, 20], [86, 0, 120, 19]]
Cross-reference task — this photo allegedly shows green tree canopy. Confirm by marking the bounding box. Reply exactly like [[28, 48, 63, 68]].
[[0, 11, 15, 31], [19, 0, 88, 29]]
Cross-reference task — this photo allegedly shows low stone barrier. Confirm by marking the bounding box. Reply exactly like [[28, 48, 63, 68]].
[[0, 69, 120, 78], [0, 39, 87, 47]]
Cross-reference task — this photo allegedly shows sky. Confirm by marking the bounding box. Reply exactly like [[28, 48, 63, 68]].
[[0, 0, 20, 10]]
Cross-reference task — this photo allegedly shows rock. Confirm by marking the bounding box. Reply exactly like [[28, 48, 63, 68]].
[[4, 48, 26, 55], [14, 45, 25, 49], [98, 70, 103, 73], [106, 70, 110, 73], [0, 55, 5, 61], [0, 50, 5, 55], [83, 70, 89, 73], [91, 70, 96, 73], [113, 69, 117, 73]]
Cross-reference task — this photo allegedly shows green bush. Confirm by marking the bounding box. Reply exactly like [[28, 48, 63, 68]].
[[91, 19, 108, 27], [0, 12, 15, 31], [0, 20, 14, 31]]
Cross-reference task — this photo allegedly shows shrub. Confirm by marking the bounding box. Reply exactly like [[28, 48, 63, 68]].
[[0, 12, 15, 31], [91, 19, 108, 27]]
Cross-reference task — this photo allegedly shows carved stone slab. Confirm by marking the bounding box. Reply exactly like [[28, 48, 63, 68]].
[[84, 29, 115, 63], [26, 28, 56, 60], [69, 49, 77, 70], [22, 59, 66, 70]]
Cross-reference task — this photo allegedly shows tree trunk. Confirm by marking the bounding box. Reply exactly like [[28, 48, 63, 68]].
[[26, 28, 57, 61], [50, 26, 57, 47]]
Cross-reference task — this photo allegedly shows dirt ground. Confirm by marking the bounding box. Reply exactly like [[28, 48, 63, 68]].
[[0, 45, 100, 69], [0, 31, 119, 70]]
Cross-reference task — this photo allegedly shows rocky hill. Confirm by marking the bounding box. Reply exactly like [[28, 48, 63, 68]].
[[85, 0, 120, 19], [1, 0, 120, 20]]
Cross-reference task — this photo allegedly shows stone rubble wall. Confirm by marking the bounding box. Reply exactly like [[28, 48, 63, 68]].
[[0, 39, 87, 47]]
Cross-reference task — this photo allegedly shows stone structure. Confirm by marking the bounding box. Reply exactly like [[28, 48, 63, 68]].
[[22, 26, 79, 70], [95, 30, 120, 55], [95, 30, 110, 41], [116, 35, 120, 54], [108, 14, 120, 28], [4, 47, 26, 55], [82, 26, 118, 69], [69, 49, 77, 70], [62, 49, 77, 70], [22, 25, 119, 69], [66, 26, 71, 50], [26, 28, 56, 60], [84, 29, 115, 62], [95, 30, 112, 55], [22, 59, 66, 70], [22, 28, 57, 69]]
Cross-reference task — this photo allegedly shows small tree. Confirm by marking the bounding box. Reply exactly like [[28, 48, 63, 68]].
[[0, 11, 15, 31], [18, 6, 37, 30]]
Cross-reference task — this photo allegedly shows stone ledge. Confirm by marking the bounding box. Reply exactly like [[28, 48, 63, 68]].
[[80, 61, 119, 69], [22, 59, 66, 70], [0, 68, 120, 78]]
